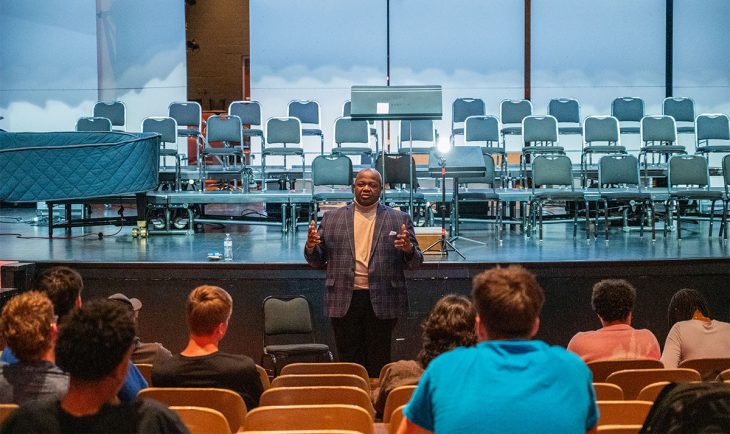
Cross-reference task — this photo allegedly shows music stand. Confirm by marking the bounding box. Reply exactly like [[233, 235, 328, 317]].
[[351, 85, 442, 217]]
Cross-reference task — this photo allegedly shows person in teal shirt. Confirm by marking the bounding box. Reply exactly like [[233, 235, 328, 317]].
[[399, 265, 598, 434]]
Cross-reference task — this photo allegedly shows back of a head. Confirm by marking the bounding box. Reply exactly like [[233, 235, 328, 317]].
[[667, 288, 711, 327], [186, 285, 233, 336], [56, 299, 136, 382], [591, 279, 636, 323], [34, 266, 83, 320], [0, 291, 55, 362], [471, 265, 544, 340], [418, 294, 477, 368]]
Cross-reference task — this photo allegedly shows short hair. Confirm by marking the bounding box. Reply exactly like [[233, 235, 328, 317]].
[[667, 288, 711, 327], [56, 299, 136, 381], [471, 265, 544, 340], [0, 291, 55, 361], [355, 168, 383, 187], [186, 285, 233, 336], [418, 294, 477, 368], [591, 279, 637, 322], [34, 266, 83, 319]]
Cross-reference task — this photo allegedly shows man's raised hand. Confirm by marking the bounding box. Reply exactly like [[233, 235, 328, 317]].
[[306, 220, 321, 250], [394, 223, 414, 253]]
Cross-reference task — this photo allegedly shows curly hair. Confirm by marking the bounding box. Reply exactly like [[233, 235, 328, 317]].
[[186, 285, 233, 336], [418, 295, 477, 368], [591, 279, 636, 322], [0, 291, 55, 361], [56, 299, 136, 381], [667, 288, 711, 328], [34, 266, 83, 320], [471, 265, 544, 340]]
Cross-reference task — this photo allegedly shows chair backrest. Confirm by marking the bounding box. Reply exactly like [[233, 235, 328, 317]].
[[668, 155, 710, 190], [312, 155, 353, 187], [0, 404, 18, 425], [288, 100, 320, 126], [598, 154, 641, 189], [93, 101, 126, 128], [266, 117, 302, 146], [170, 406, 232, 434], [263, 295, 314, 336], [206, 115, 243, 144], [593, 382, 624, 401], [452, 98, 486, 125], [597, 400, 653, 426], [724, 154, 730, 195], [135, 363, 153, 386], [636, 381, 671, 402], [611, 97, 644, 122], [531, 155, 573, 190], [548, 98, 581, 124], [584, 116, 620, 145], [280, 362, 369, 387], [500, 99, 532, 125], [229, 100, 262, 127], [596, 424, 644, 434], [270, 374, 369, 392], [259, 386, 374, 417], [522, 115, 559, 144], [388, 404, 406, 434], [641, 115, 677, 143], [696, 113, 730, 142], [256, 364, 271, 390], [400, 120, 435, 143], [142, 117, 178, 144], [342, 100, 352, 117], [587, 359, 665, 382], [663, 97, 695, 123], [678, 357, 730, 381], [169, 101, 202, 129], [605, 368, 701, 400], [334, 117, 369, 145], [464, 115, 500, 145], [76, 116, 112, 132], [138, 387, 247, 433], [374, 154, 417, 187], [245, 404, 374, 434], [382, 385, 416, 423]]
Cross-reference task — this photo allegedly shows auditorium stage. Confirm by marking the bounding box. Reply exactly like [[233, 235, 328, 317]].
[[1, 204, 729, 364]]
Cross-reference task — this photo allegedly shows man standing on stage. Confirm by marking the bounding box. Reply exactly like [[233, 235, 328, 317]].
[[305, 168, 423, 377]]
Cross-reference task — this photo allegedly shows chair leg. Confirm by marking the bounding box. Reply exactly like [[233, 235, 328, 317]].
[[676, 199, 682, 241], [262, 154, 267, 191], [539, 203, 544, 242], [709, 200, 716, 237], [604, 199, 610, 242], [650, 202, 656, 242]]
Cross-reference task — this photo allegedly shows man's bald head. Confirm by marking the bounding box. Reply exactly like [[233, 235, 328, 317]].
[[354, 168, 383, 206], [356, 168, 383, 187]]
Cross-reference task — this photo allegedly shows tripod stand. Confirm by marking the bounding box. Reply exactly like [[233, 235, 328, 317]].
[[425, 154, 465, 258]]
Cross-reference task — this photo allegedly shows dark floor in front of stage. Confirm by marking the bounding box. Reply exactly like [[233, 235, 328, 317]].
[[2, 205, 728, 264]]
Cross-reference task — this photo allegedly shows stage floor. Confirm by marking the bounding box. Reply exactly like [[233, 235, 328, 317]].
[[1, 205, 728, 264]]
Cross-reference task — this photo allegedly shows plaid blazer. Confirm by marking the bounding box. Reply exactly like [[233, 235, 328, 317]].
[[305, 203, 423, 319]]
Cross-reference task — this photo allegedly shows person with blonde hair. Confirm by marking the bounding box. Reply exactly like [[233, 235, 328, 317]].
[[152, 285, 263, 410]]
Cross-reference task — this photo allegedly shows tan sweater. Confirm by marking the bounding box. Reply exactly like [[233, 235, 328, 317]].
[[353, 202, 377, 289]]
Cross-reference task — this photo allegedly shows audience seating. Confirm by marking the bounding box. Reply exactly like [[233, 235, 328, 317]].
[[170, 406, 231, 434], [271, 374, 369, 393], [280, 362, 369, 388], [605, 368, 701, 400], [0, 404, 18, 424], [596, 400, 653, 426], [678, 357, 730, 381], [636, 381, 671, 402], [135, 363, 153, 386], [382, 385, 416, 423], [593, 383, 624, 401], [244, 404, 374, 434], [138, 387, 246, 433], [259, 386, 374, 417], [256, 364, 271, 390], [596, 424, 644, 434], [720, 368, 730, 381], [388, 404, 407, 434], [587, 359, 664, 382]]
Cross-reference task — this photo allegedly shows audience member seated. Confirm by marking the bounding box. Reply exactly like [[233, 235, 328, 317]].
[[107, 293, 173, 365], [0, 266, 148, 402], [152, 285, 263, 410], [0, 291, 68, 404], [0, 299, 187, 433], [374, 294, 476, 418], [661, 288, 730, 368], [567, 279, 660, 362], [398, 265, 598, 434]]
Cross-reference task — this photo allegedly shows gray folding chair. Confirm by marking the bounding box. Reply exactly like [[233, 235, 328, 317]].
[[465, 115, 507, 185], [666, 154, 722, 240], [331, 117, 372, 158], [611, 97, 644, 135], [229, 100, 265, 161], [143, 117, 181, 191], [529, 155, 588, 242], [310, 155, 353, 220], [639, 115, 685, 181], [663, 97, 695, 135], [548, 98, 583, 135], [288, 100, 324, 154], [722, 154, 730, 241], [695, 113, 730, 156], [202, 115, 246, 191], [521, 115, 564, 185], [398, 120, 436, 155], [451, 98, 486, 143], [169, 101, 205, 181], [499, 99, 532, 142], [93, 101, 126, 131], [581, 116, 625, 187], [343, 100, 378, 151], [455, 149, 504, 242], [263, 117, 304, 191], [76, 116, 112, 132]]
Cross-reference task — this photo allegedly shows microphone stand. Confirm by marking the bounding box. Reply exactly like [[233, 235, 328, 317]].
[[424, 152, 465, 258]]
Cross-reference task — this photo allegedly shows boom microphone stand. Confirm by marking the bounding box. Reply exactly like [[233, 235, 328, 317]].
[[424, 146, 465, 258]]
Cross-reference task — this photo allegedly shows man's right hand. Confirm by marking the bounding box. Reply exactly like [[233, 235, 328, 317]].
[[305, 220, 321, 250]]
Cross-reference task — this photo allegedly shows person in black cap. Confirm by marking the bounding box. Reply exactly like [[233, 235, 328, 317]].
[[108, 293, 172, 365]]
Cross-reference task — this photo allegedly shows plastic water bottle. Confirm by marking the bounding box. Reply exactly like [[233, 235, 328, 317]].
[[223, 233, 233, 261]]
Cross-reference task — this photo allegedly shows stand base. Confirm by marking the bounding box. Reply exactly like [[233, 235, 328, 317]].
[[424, 236, 466, 259]]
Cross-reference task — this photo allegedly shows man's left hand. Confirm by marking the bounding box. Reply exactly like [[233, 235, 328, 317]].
[[394, 223, 414, 254]]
